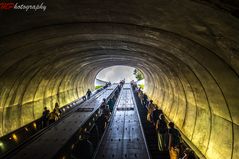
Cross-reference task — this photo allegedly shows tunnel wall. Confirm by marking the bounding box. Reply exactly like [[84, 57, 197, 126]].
[[145, 49, 239, 159], [0, 64, 95, 135], [0, 22, 238, 159], [0, 48, 99, 135]]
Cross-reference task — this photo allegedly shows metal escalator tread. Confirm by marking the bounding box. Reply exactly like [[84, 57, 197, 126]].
[[93, 84, 150, 159]]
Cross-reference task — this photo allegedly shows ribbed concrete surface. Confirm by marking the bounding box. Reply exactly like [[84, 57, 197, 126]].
[[0, 1, 239, 159]]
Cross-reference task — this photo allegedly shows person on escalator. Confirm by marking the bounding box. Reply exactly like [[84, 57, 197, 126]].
[[86, 89, 92, 100], [102, 105, 111, 120], [71, 132, 94, 159], [53, 102, 61, 118], [119, 80, 124, 87], [107, 98, 114, 112], [156, 114, 168, 151], [152, 108, 163, 127], [138, 90, 144, 105], [146, 100, 155, 122], [95, 114, 108, 136], [168, 122, 181, 159], [48, 109, 58, 124], [143, 93, 148, 106], [100, 98, 107, 113], [42, 107, 50, 128], [101, 98, 107, 107]]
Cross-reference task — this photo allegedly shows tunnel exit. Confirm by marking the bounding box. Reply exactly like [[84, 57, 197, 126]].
[[95, 65, 145, 89]]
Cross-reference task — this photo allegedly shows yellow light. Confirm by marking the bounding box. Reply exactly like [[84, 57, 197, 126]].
[[0, 141, 4, 150], [33, 123, 37, 129], [12, 134, 18, 142], [25, 127, 29, 131]]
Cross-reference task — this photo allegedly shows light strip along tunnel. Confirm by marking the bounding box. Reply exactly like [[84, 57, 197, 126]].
[[0, 0, 239, 159]]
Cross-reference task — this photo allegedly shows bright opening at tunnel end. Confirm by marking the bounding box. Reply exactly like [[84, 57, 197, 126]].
[[95, 65, 145, 89]]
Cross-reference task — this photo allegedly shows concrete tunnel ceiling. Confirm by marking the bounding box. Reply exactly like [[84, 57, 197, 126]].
[[0, 0, 239, 159]]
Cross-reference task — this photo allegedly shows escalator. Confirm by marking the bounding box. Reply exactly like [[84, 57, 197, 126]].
[[133, 91, 170, 159]]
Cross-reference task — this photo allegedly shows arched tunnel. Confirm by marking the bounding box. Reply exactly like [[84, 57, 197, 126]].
[[0, 0, 239, 159]]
